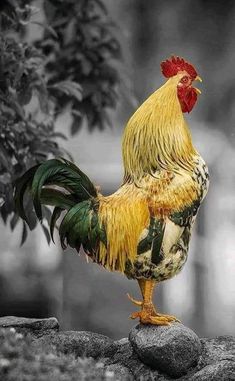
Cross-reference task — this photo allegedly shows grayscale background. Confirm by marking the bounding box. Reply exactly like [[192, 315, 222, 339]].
[[1, 0, 235, 340]]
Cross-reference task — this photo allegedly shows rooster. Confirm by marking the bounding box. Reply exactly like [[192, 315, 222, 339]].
[[15, 56, 209, 325]]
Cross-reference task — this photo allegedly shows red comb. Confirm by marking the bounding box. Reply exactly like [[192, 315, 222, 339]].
[[161, 56, 197, 80]]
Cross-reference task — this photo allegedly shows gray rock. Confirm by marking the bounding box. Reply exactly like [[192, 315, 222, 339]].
[[105, 364, 133, 381], [50, 330, 115, 359], [105, 336, 171, 380], [185, 336, 235, 381], [2, 315, 235, 381], [0, 316, 59, 336], [108, 337, 142, 372], [198, 336, 235, 368], [112, 338, 134, 362], [129, 323, 201, 378], [190, 361, 235, 381]]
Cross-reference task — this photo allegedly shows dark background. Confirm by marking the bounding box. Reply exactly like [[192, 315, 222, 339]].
[[1, 0, 235, 340]]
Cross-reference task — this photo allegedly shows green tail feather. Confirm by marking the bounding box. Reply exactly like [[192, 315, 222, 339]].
[[50, 207, 64, 243], [31, 158, 98, 220], [14, 158, 106, 254], [59, 199, 106, 254]]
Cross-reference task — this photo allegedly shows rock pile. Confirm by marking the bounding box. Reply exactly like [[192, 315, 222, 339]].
[[0, 316, 235, 380]]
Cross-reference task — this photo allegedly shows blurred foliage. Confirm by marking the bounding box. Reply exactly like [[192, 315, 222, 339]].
[[0, 0, 121, 241], [38, 0, 121, 134], [0, 328, 114, 380]]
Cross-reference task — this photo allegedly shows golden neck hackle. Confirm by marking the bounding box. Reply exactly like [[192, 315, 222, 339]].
[[122, 74, 197, 182]]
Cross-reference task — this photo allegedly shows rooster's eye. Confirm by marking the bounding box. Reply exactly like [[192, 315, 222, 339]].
[[181, 76, 189, 83]]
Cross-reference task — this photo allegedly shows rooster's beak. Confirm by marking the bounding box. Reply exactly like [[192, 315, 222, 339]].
[[195, 75, 202, 82], [194, 75, 202, 94]]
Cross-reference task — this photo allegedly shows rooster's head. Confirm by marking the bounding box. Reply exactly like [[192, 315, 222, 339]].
[[161, 56, 202, 113]]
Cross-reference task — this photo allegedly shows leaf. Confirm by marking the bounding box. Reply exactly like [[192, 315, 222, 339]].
[[49, 81, 83, 102], [51, 132, 67, 140], [14, 164, 40, 222], [10, 212, 19, 230], [71, 115, 83, 135], [32, 21, 58, 38], [0, 173, 11, 185], [18, 74, 33, 106], [63, 150, 74, 162], [43, 0, 57, 22], [18, 85, 33, 106], [34, 80, 49, 114], [94, 0, 108, 15], [0, 202, 8, 224], [9, 99, 25, 120], [0, 143, 13, 172]]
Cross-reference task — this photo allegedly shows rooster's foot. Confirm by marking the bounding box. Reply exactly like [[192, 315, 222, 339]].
[[130, 310, 170, 326], [155, 312, 180, 323], [127, 293, 143, 307], [130, 305, 179, 325]]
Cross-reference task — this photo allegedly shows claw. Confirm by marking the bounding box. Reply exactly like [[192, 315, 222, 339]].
[[130, 311, 141, 319], [156, 313, 180, 323], [130, 310, 170, 325], [127, 293, 143, 307], [149, 316, 170, 326], [128, 280, 180, 326], [130, 308, 180, 326]]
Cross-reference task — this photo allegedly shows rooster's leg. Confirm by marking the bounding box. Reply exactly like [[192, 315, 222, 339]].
[[129, 280, 180, 325], [127, 279, 145, 306]]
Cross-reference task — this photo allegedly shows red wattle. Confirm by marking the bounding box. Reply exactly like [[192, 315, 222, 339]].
[[177, 87, 198, 113]]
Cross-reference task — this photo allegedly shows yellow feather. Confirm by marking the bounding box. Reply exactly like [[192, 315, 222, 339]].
[[98, 73, 199, 273], [122, 74, 197, 182], [98, 185, 149, 272]]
